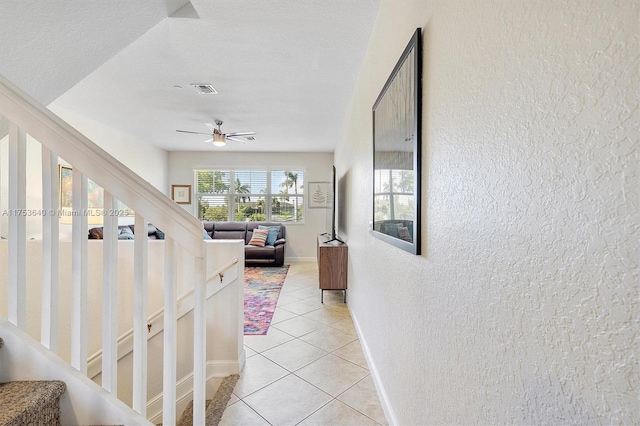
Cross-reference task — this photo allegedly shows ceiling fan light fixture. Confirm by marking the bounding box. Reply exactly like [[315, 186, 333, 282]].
[[212, 133, 226, 146]]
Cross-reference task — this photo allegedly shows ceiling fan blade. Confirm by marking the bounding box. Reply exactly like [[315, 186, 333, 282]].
[[226, 136, 249, 144], [204, 122, 216, 131], [226, 131, 256, 137], [203, 138, 213, 143], [176, 130, 211, 136]]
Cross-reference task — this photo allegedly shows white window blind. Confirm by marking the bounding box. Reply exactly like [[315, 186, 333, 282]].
[[195, 169, 305, 223], [196, 170, 231, 221]]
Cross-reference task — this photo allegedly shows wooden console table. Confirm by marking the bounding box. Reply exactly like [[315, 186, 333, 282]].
[[317, 234, 348, 303]]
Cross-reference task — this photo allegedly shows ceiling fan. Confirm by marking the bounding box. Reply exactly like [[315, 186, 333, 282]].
[[176, 119, 256, 147]]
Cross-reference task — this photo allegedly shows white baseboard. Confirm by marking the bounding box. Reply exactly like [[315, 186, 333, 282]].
[[287, 257, 316, 263], [350, 310, 398, 426], [206, 359, 243, 378]]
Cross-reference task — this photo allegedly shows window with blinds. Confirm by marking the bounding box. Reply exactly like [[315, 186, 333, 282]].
[[373, 169, 414, 221], [195, 169, 305, 222]]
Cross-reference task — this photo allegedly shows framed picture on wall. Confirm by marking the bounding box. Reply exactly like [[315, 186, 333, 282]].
[[171, 184, 192, 204], [308, 182, 332, 208], [371, 28, 422, 255], [58, 164, 133, 224]]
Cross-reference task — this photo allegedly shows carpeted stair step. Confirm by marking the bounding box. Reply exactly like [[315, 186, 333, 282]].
[[176, 374, 239, 426], [0, 380, 66, 426]]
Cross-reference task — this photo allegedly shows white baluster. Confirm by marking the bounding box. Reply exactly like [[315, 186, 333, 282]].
[[8, 123, 26, 330], [192, 247, 207, 426], [132, 214, 148, 416], [163, 237, 177, 425], [71, 168, 88, 373], [102, 191, 118, 395], [41, 147, 59, 352]]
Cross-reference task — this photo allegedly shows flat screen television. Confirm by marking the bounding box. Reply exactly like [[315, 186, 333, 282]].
[[327, 166, 343, 243]]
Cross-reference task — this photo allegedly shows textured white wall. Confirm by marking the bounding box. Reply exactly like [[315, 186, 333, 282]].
[[0, 106, 169, 239], [0, 1, 182, 105], [0, 135, 44, 239], [49, 105, 169, 193], [168, 151, 335, 261], [337, 1, 638, 424]]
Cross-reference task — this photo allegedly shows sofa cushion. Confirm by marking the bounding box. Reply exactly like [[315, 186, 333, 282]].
[[203, 222, 215, 237], [245, 244, 276, 259], [202, 221, 286, 266], [247, 222, 284, 241], [145, 224, 157, 237], [258, 225, 281, 246], [397, 226, 412, 242], [88, 227, 103, 239], [118, 227, 134, 240], [214, 222, 248, 232], [213, 230, 246, 240], [248, 229, 269, 246], [211, 221, 247, 240]]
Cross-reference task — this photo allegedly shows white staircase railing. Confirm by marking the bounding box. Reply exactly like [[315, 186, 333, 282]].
[[85, 257, 239, 379], [0, 75, 209, 425]]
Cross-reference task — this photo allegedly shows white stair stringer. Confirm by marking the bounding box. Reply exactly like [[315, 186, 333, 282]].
[[0, 318, 150, 425]]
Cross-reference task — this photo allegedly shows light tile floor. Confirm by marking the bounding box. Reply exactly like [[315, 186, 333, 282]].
[[221, 262, 387, 426]]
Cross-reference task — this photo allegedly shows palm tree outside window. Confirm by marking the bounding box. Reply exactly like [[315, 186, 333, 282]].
[[195, 169, 305, 222]]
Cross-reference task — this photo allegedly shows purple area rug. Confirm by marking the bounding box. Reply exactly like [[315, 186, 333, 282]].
[[244, 265, 289, 335]]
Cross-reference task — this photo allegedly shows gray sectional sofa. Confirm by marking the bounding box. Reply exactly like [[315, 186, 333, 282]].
[[88, 221, 286, 267], [202, 221, 286, 266]]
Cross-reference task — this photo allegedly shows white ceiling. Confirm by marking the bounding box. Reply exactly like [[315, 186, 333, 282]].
[[0, 0, 380, 153]]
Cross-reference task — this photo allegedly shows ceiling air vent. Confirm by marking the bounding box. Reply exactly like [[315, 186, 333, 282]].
[[191, 84, 218, 94]]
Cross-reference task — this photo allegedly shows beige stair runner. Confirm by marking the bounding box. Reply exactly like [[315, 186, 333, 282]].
[[0, 380, 66, 426], [176, 374, 239, 426]]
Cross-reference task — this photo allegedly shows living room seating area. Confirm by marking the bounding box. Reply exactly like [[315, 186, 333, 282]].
[[88, 221, 287, 267], [203, 221, 286, 267], [88, 222, 287, 266]]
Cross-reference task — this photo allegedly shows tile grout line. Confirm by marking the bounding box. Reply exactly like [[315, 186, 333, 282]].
[[230, 263, 385, 425]]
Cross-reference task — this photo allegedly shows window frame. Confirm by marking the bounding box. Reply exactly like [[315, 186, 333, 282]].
[[194, 168, 306, 224]]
